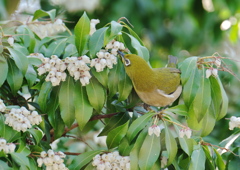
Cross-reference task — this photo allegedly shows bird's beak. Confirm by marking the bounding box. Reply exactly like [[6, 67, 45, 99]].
[[117, 50, 126, 61]]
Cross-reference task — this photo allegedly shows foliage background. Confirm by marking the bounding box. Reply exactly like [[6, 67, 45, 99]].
[[1, 0, 240, 169]]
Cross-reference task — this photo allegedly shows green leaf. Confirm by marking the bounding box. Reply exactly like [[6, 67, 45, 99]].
[[7, 59, 23, 95], [89, 27, 108, 57], [10, 152, 30, 168], [74, 12, 90, 55], [86, 77, 106, 112], [25, 65, 37, 87], [0, 54, 8, 87], [199, 106, 216, 136], [189, 145, 206, 170], [59, 76, 75, 127], [122, 23, 144, 46], [166, 104, 188, 117], [139, 132, 161, 169], [110, 21, 123, 39], [126, 33, 149, 61], [202, 146, 215, 170], [38, 81, 52, 112], [127, 111, 156, 142], [27, 129, 43, 144], [179, 57, 198, 85], [91, 67, 108, 88], [0, 160, 12, 170], [63, 44, 78, 58], [32, 9, 56, 21], [7, 47, 28, 75], [213, 148, 226, 170], [106, 120, 129, 149], [45, 38, 67, 56], [118, 137, 133, 156], [189, 66, 211, 122], [164, 123, 177, 165], [74, 81, 93, 130], [99, 112, 130, 136], [108, 58, 122, 98], [69, 150, 102, 170], [118, 64, 133, 102], [130, 128, 148, 170]]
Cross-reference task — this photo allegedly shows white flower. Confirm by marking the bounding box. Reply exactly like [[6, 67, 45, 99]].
[[7, 37, 14, 46], [206, 68, 218, 78], [179, 128, 192, 138], [90, 19, 100, 35], [0, 99, 6, 112], [148, 125, 161, 137], [8, 143, 16, 153], [214, 58, 221, 68], [229, 116, 240, 130]]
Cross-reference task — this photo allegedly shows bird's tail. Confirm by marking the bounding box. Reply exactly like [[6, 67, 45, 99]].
[[167, 55, 178, 68]]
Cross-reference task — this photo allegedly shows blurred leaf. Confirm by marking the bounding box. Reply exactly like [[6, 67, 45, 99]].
[[0, 160, 11, 170], [74, 81, 93, 130], [213, 148, 226, 170], [69, 150, 102, 170], [166, 104, 188, 117], [59, 76, 75, 128], [139, 132, 161, 169], [45, 38, 67, 56], [122, 23, 144, 46], [7, 47, 28, 75], [25, 65, 37, 87], [27, 129, 43, 145], [219, 130, 240, 149], [130, 128, 148, 170], [0, 54, 8, 87], [126, 111, 156, 143], [10, 152, 30, 168], [229, 24, 238, 43], [63, 44, 78, 58], [99, 112, 130, 136], [7, 59, 23, 95], [106, 120, 129, 149], [202, 146, 215, 170], [189, 145, 206, 170], [38, 81, 52, 112], [89, 27, 108, 58], [28, 57, 42, 66], [118, 64, 133, 102], [108, 58, 121, 98], [91, 67, 108, 88], [199, 106, 216, 137], [74, 12, 90, 55], [118, 137, 133, 156], [179, 138, 195, 156], [126, 33, 149, 61], [189, 66, 211, 122], [86, 77, 106, 112], [164, 122, 177, 165], [29, 157, 38, 170], [32, 9, 56, 21]]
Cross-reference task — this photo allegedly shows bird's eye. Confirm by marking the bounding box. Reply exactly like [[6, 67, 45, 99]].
[[125, 59, 131, 66]]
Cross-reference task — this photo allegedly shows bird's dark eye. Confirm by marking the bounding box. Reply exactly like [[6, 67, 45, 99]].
[[125, 59, 131, 66]]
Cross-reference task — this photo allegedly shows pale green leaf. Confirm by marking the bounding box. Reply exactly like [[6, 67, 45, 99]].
[[45, 38, 67, 56], [0, 54, 8, 87], [189, 145, 206, 170], [91, 67, 108, 88], [38, 81, 52, 112], [32, 9, 56, 21]]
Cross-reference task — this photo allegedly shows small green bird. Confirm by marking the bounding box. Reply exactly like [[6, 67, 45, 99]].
[[118, 51, 182, 107]]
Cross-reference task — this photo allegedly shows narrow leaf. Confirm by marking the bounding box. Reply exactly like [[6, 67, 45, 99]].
[[91, 67, 108, 88], [108, 58, 121, 98], [74, 81, 93, 130], [189, 145, 206, 170], [27, 129, 43, 144], [0, 54, 8, 87], [45, 38, 67, 57], [138, 132, 161, 169], [38, 81, 52, 112], [59, 76, 75, 127], [127, 111, 156, 142], [10, 152, 30, 168], [25, 65, 37, 87], [74, 12, 90, 55], [179, 57, 198, 84], [32, 9, 56, 21], [106, 120, 129, 149], [86, 77, 106, 112], [166, 104, 188, 117], [89, 27, 108, 57], [110, 21, 123, 38]]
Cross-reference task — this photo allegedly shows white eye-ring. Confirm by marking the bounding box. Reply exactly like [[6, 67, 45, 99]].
[[125, 59, 131, 66]]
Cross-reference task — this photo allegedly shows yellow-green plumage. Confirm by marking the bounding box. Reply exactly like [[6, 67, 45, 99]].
[[121, 53, 182, 107]]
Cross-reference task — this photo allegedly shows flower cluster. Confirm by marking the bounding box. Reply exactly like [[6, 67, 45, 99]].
[[179, 127, 192, 138], [91, 40, 125, 72], [4, 107, 42, 132], [28, 19, 66, 39], [65, 56, 91, 86], [0, 99, 6, 112], [92, 151, 130, 170], [36, 54, 67, 86], [37, 150, 68, 170], [229, 116, 240, 130], [0, 138, 16, 154], [148, 125, 161, 137]]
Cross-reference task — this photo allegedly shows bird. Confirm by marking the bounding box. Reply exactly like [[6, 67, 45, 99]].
[[118, 51, 182, 108]]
